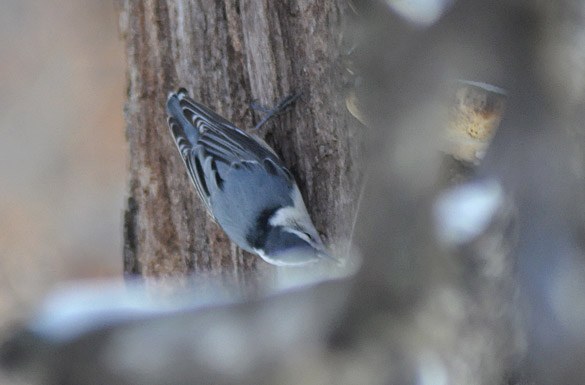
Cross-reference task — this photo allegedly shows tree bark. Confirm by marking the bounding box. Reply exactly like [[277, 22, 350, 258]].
[[121, 0, 360, 285]]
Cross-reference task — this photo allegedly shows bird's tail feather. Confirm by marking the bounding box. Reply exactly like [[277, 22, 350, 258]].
[[166, 91, 199, 146]]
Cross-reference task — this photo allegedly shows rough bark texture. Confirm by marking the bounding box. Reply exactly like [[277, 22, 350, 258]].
[[121, 0, 359, 283]]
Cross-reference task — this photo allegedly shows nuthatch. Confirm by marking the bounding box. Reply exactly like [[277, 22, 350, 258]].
[[166, 89, 330, 266]]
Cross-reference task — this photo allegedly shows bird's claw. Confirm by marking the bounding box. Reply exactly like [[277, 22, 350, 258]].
[[252, 92, 301, 130]]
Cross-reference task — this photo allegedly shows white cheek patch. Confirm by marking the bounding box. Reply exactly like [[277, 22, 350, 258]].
[[268, 185, 323, 249], [269, 185, 312, 228]]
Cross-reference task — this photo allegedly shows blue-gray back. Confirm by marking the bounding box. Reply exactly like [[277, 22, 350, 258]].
[[166, 90, 296, 251]]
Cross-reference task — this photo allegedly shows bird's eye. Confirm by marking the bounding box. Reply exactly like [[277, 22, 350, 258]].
[[302, 231, 313, 241]]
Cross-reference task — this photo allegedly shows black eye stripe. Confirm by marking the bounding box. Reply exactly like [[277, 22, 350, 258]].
[[293, 228, 312, 241]]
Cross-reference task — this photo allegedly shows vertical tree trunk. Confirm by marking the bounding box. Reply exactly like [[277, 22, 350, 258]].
[[121, 0, 359, 285]]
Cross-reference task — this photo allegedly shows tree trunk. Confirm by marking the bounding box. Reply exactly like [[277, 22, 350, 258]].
[[121, 0, 360, 286]]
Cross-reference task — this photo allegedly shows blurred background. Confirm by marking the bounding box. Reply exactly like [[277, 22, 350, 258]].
[[0, 0, 126, 328], [1, 1, 584, 384]]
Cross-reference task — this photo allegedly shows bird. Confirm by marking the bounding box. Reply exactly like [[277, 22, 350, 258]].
[[166, 89, 330, 266]]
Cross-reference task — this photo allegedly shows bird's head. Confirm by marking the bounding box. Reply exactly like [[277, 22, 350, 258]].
[[254, 186, 332, 266], [256, 223, 329, 266]]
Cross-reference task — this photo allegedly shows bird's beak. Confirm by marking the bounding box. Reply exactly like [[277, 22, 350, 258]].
[[318, 249, 342, 265]]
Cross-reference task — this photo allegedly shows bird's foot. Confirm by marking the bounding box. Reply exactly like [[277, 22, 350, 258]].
[[251, 92, 301, 130]]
